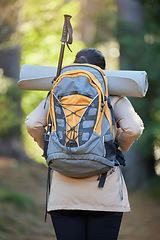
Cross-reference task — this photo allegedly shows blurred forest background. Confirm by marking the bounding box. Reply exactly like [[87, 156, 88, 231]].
[[0, 0, 160, 239]]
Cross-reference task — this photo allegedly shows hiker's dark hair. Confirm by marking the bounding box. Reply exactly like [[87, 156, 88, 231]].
[[74, 48, 106, 70]]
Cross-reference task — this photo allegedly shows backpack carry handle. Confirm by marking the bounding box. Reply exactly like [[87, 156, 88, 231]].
[[55, 14, 73, 80]]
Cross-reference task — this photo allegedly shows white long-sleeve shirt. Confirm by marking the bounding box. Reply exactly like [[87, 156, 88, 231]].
[[25, 96, 144, 212]]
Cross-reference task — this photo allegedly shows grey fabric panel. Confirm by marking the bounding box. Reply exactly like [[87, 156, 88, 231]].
[[47, 131, 105, 157], [83, 120, 94, 128], [82, 132, 90, 141], [57, 118, 65, 127], [55, 106, 62, 114], [47, 152, 115, 168], [88, 108, 97, 116], [57, 131, 63, 140], [61, 65, 106, 95], [101, 113, 111, 135], [54, 75, 98, 99], [47, 155, 114, 178], [104, 134, 113, 142]]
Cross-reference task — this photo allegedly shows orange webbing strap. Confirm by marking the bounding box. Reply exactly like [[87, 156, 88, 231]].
[[47, 89, 56, 133], [103, 75, 113, 133], [62, 63, 106, 78], [61, 94, 92, 145], [58, 70, 104, 135]]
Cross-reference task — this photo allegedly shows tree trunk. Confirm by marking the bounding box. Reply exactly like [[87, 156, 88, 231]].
[[0, 46, 31, 162], [0, 1, 31, 162], [79, 0, 106, 44]]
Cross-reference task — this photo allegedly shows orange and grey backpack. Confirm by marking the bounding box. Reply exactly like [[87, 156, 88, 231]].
[[43, 63, 125, 188]]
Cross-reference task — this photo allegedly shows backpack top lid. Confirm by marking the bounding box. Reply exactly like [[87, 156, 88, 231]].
[[60, 63, 107, 96]]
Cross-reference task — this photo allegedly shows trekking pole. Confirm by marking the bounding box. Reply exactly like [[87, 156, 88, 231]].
[[55, 14, 73, 81], [43, 15, 73, 222]]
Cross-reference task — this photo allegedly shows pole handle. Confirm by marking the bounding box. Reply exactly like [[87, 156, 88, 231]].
[[61, 14, 73, 51], [55, 15, 73, 79]]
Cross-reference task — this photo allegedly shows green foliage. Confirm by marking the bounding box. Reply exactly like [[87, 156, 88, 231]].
[[0, 189, 35, 211], [20, 0, 84, 66], [93, 0, 117, 44], [115, 1, 160, 159], [0, 75, 21, 139], [142, 175, 160, 200], [0, 188, 36, 238]]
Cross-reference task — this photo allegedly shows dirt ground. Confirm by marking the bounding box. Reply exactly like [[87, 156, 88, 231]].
[[0, 157, 160, 240]]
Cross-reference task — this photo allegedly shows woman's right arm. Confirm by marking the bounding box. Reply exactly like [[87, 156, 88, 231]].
[[25, 98, 49, 150]]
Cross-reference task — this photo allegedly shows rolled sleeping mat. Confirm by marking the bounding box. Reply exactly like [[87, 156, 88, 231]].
[[17, 64, 148, 97]]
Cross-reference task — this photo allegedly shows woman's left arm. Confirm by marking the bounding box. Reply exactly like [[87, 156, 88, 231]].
[[113, 96, 144, 152]]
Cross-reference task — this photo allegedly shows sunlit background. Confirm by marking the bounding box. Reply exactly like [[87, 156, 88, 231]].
[[0, 0, 160, 185], [0, 0, 160, 239]]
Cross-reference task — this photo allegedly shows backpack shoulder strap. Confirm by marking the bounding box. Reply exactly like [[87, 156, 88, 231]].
[[103, 75, 115, 133]]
